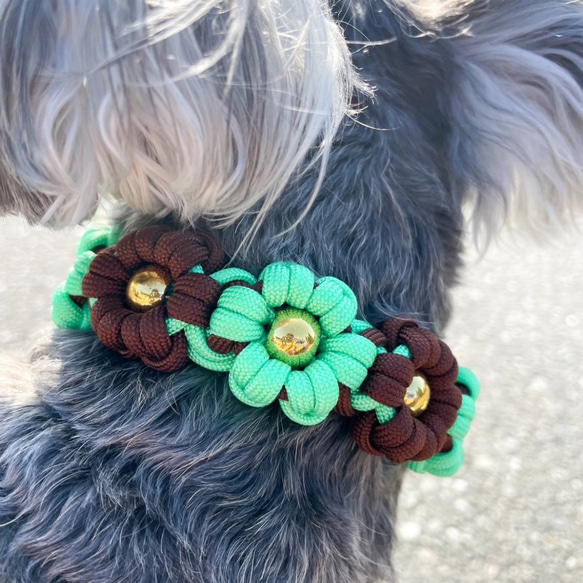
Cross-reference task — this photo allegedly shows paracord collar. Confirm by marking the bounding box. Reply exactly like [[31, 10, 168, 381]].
[[53, 225, 479, 477]]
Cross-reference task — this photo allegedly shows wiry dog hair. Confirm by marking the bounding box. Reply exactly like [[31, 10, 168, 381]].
[[428, 0, 583, 239], [2, 1, 583, 582], [0, 0, 360, 226]]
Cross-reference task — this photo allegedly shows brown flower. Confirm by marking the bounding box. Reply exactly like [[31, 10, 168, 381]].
[[81, 226, 225, 372], [343, 319, 462, 464]]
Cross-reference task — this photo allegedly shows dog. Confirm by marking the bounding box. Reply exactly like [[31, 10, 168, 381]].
[[1, 1, 583, 581]]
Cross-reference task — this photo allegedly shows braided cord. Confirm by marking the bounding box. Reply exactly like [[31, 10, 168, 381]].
[[52, 226, 480, 477]]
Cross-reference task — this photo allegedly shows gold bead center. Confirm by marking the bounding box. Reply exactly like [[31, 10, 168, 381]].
[[126, 269, 168, 312], [271, 318, 317, 356], [404, 374, 431, 417]]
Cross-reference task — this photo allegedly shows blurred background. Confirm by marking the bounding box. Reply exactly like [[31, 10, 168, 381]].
[[0, 216, 581, 582]]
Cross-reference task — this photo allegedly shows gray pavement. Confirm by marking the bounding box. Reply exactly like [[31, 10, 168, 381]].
[[0, 216, 582, 582]]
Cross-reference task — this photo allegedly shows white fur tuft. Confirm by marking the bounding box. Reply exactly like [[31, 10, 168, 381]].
[[0, 0, 363, 227]]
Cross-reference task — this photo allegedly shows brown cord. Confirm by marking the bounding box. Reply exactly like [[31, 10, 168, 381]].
[[359, 327, 387, 347], [207, 335, 248, 356], [82, 227, 225, 372], [344, 319, 462, 464], [335, 383, 358, 417], [166, 273, 223, 327]]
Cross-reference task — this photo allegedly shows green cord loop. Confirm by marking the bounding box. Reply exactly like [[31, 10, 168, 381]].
[[52, 227, 120, 330], [210, 286, 274, 342], [408, 366, 480, 477]]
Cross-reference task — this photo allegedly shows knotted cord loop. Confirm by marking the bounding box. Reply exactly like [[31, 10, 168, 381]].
[[350, 320, 462, 464], [52, 227, 120, 330], [52, 226, 480, 477]]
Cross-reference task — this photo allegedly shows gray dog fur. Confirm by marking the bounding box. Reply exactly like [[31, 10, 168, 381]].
[[1, 1, 583, 581]]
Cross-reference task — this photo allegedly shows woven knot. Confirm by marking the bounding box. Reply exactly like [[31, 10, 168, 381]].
[[81, 226, 225, 372], [351, 320, 462, 464], [213, 263, 377, 425], [381, 318, 441, 368]]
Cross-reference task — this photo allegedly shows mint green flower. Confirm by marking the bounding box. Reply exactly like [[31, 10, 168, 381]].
[[209, 262, 378, 425]]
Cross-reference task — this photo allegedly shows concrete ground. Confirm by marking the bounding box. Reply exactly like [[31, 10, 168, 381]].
[[0, 216, 581, 582]]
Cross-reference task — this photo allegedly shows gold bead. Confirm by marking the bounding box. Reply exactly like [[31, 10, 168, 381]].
[[404, 374, 431, 417], [126, 269, 168, 312], [272, 318, 317, 356]]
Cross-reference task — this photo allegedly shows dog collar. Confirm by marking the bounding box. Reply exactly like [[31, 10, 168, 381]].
[[52, 225, 479, 477]]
